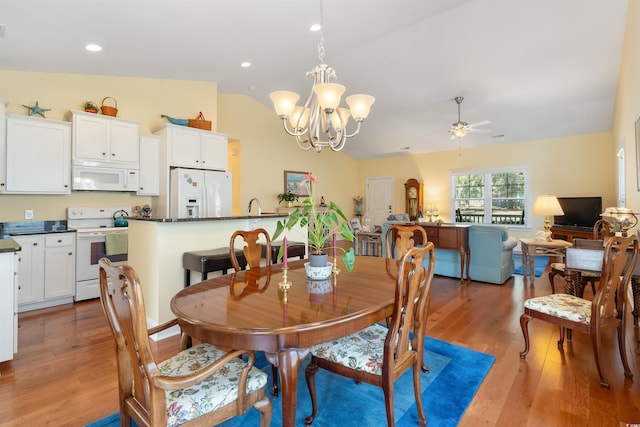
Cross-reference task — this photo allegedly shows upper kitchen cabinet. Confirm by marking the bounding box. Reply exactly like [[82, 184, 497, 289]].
[[5, 114, 71, 194], [154, 124, 228, 171], [67, 110, 140, 168], [137, 134, 160, 196]]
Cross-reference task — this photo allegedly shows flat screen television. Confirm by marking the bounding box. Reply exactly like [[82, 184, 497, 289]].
[[553, 196, 602, 229]]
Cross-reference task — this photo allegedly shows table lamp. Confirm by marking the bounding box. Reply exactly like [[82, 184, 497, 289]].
[[600, 207, 638, 236], [532, 195, 564, 242]]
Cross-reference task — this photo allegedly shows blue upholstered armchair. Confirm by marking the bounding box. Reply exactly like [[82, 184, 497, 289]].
[[468, 225, 517, 284]]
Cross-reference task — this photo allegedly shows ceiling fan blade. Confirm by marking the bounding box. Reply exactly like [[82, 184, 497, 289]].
[[469, 128, 491, 134], [467, 120, 491, 129]]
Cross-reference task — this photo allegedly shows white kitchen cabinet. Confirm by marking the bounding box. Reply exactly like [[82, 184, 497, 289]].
[[68, 110, 140, 167], [0, 242, 19, 362], [5, 114, 71, 194], [0, 99, 7, 192], [155, 124, 228, 171], [14, 233, 76, 312], [138, 134, 160, 196]]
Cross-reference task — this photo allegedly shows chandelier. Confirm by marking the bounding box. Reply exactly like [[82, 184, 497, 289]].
[[269, 0, 375, 153]]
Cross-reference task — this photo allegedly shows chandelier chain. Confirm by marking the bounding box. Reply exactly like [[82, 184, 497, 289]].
[[317, 0, 325, 64]]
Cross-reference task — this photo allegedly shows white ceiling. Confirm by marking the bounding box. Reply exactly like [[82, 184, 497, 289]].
[[0, 0, 629, 160]]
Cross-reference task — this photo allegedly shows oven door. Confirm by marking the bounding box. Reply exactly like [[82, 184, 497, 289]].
[[76, 232, 128, 282]]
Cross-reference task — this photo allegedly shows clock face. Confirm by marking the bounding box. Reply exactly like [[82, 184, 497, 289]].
[[408, 187, 417, 199]]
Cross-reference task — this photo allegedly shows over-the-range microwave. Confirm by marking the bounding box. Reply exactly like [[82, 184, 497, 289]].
[[73, 166, 139, 191]]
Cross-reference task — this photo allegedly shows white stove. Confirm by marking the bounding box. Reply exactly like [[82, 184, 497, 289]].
[[68, 207, 131, 301]]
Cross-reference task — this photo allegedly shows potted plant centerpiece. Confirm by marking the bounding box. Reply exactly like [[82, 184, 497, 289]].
[[277, 192, 299, 208], [273, 173, 355, 277]]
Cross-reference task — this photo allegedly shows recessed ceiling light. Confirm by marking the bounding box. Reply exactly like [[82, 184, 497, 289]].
[[241, 62, 251, 68], [310, 23, 322, 32], [85, 44, 102, 52]]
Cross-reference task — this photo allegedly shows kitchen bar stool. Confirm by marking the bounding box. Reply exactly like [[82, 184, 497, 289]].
[[182, 248, 247, 287]]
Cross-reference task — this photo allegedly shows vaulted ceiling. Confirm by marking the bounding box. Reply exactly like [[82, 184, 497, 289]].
[[0, 0, 628, 160]]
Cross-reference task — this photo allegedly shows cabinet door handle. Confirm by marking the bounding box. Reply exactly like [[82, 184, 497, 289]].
[[58, 239, 62, 243], [102, 152, 106, 156], [33, 242, 37, 246], [18, 285, 21, 290], [111, 153, 116, 156], [195, 160, 200, 163], [68, 252, 73, 256]]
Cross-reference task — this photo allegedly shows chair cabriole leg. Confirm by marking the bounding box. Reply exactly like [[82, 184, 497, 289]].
[[519, 312, 532, 358]]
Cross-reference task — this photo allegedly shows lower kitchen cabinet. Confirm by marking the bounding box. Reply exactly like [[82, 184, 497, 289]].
[[14, 233, 76, 312], [0, 245, 19, 362]]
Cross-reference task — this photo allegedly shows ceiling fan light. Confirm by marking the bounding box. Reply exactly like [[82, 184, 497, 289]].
[[313, 83, 345, 110], [346, 94, 375, 120], [451, 127, 468, 138], [270, 91, 300, 117]]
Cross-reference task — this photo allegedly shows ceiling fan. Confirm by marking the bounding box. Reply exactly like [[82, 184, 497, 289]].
[[448, 96, 491, 139]]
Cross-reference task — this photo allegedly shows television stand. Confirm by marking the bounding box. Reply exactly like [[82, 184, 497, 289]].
[[551, 226, 594, 242]]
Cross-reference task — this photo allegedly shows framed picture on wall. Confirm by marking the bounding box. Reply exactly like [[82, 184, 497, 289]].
[[284, 170, 311, 196]]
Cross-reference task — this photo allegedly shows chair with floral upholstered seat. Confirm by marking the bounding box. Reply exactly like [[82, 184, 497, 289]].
[[98, 258, 272, 427], [304, 243, 436, 427], [519, 235, 638, 389]]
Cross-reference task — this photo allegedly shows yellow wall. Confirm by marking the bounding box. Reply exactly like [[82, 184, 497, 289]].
[[358, 132, 616, 241], [613, 0, 640, 223]]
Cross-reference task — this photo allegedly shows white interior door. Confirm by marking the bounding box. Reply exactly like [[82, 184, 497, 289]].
[[366, 176, 394, 227]]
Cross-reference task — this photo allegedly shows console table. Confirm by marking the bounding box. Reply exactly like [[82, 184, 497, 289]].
[[551, 226, 594, 242], [418, 223, 470, 284]]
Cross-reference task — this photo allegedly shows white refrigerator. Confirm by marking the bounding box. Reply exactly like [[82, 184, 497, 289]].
[[170, 168, 232, 218]]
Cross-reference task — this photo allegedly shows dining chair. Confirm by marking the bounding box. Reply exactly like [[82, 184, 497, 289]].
[[548, 220, 613, 295], [230, 228, 272, 271], [383, 223, 430, 373], [384, 224, 427, 260], [98, 258, 272, 427], [304, 243, 436, 427], [229, 228, 280, 396], [519, 235, 638, 389]]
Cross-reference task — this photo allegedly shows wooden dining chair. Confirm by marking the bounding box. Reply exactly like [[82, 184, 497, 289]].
[[304, 243, 435, 427], [230, 228, 271, 271], [98, 258, 272, 427], [384, 224, 427, 260], [383, 223, 430, 372], [230, 228, 281, 396], [519, 235, 639, 388], [548, 220, 613, 295]]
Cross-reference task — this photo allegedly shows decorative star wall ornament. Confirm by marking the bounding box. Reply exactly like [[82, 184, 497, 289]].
[[22, 101, 51, 118]]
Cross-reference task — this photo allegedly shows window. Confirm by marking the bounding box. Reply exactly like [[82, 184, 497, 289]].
[[617, 148, 625, 207], [451, 167, 530, 227]]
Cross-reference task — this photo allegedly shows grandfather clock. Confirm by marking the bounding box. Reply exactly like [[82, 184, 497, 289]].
[[404, 178, 423, 221]]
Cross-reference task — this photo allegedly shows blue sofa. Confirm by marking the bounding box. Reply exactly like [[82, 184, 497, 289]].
[[381, 221, 517, 285]]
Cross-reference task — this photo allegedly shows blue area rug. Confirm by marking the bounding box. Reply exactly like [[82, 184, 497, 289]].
[[86, 337, 494, 427], [513, 253, 550, 277]]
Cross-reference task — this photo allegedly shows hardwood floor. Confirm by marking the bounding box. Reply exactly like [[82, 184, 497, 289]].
[[1, 261, 639, 426]]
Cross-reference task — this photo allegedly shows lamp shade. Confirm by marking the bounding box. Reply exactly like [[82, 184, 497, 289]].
[[532, 195, 564, 216], [270, 91, 300, 117]]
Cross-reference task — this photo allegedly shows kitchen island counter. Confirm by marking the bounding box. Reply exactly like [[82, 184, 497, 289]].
[[0, 238, 21, 253], [127, 215, 305, 328], [128, 213, 288, 222]]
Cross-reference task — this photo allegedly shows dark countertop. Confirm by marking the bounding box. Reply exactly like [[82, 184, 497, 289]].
[[128, 214, 288, 223], [0, 238, 21, 253], [0, 220, 72, 239]]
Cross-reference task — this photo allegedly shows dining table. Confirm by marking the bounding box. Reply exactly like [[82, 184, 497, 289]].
[[170, 256, 399, 427]]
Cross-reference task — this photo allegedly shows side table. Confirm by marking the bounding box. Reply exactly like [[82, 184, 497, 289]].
[[519, 238, 572, 284], [355, 231, 382, 256]]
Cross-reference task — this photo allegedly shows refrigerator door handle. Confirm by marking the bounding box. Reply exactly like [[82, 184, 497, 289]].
[[201, 184, 208, 218]]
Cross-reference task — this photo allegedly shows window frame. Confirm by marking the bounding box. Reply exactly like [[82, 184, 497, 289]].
[[450, 166, 531, 229]]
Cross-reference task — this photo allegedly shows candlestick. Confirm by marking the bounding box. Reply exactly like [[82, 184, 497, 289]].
[[332, 233, 337, 258], [283, 237, 288, 269]]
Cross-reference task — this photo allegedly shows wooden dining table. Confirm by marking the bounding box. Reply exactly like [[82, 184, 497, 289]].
[[170, 256, 399, 427]]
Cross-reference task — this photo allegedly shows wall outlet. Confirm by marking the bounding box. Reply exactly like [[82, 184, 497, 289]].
[[24, 210, 34, 220]]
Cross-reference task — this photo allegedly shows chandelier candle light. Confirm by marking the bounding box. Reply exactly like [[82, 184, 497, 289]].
[[532, 195, 564, 242], [269, 0, 375, 153]]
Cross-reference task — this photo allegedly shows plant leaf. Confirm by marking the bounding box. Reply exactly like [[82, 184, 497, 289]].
[[342, 248, 355, 271]]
